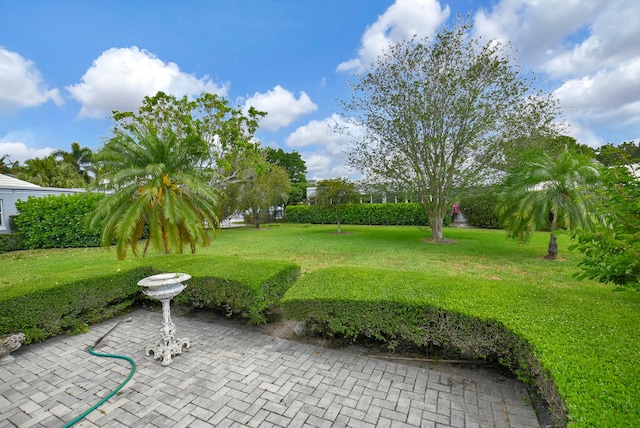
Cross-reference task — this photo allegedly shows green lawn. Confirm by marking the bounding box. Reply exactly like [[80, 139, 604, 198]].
[[1, 223, 638, 427]]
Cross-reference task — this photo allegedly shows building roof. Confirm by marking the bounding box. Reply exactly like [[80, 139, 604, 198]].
[[0, 174, 42, 189]]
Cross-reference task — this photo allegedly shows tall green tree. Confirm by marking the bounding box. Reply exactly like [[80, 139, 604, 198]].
[[109, 91, 265, 192], [571, 165, 640, 289], [52, 142, 95, 183], [88, 130, 219, 260], [596, 141, 640, 166], [265, 147, 308, 205], [340, 19, 560, 242], [314, 178, 358, 234], [15, 156, 85, 188], [236, 161, 290, 228], [497, 149, 600, 259]]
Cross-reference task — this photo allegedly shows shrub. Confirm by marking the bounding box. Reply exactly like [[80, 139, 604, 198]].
[[459, 187, 500, 229], [170, 255, 300, 324], [0, 256, 300, 342], [15, 192, 104, 249], [0, 233, 25, 253], [282, 266, 640, 427], [0, 266, 155, 343], [285, 203, 450, 226]]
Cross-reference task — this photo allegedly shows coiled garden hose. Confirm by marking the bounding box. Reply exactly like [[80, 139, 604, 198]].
[[63, 317, 137, 428]]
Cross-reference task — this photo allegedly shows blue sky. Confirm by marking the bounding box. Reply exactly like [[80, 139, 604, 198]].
[[1, 0, 639, 179]]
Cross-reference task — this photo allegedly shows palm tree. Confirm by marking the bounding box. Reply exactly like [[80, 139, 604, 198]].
[[52, 142, 95, 183], [15, 156, 86, 188], [497, 149, 601, 259], [88, 130, 220, 260]]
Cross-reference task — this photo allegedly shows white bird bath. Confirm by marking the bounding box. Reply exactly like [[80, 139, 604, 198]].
[[138, 273, 191, 366]]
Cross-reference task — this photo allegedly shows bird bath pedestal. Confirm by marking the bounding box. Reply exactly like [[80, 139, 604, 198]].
[[138, 273, 191, 366]]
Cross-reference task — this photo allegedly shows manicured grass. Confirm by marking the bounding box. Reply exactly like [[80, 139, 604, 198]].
[[1, 224, 638, 427]]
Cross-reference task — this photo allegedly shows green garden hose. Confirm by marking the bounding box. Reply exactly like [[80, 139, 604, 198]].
[[63, 318, 137, 428]]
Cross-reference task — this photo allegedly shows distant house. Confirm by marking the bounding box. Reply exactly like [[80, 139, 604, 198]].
[[0, 174, 87, 234]]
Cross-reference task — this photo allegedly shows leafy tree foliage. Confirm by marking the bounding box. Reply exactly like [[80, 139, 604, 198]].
[[108, 91, 265, 193], [595, 141, 640, 166], [341, 19, 561, 241], [89, 130, 219, 260], [265, 147, 308, 205], [0, 154, 18, 175], [15, 156, 86, 188], [571, 165, 640, 289], [500, 135, 596, 173], [235, 161, 290, 228], [52, 141, 95, 183], [314, 178, 359, 233], [497, 149, 600, 258]]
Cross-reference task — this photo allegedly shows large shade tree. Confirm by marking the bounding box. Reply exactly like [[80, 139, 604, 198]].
[[497, 149, 601, 259], [89, 130, 220, 260], [341, 20, 561, 241]]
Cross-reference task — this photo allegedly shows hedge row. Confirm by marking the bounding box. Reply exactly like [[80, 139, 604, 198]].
[[0, 233, 24, 253], [285, 203, 451, 227], [459, 187, 501, 229], [0, 266, 155, 343], [282, 267, 640, 427], [0, 256, 300, 343], [168, 255, 301, 324], [15, 192, 104, 249]]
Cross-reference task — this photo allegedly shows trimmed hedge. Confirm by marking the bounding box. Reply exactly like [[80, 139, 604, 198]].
[[282, 267, 640, 427], [0, 266, 155, 343], [15, 192, 104, 249], [459, 187, 500, 229], [0, 233, 25, 253], [285, 203, 451, 226], [0, 256, 300, 342], [168, 255, 301, 324]]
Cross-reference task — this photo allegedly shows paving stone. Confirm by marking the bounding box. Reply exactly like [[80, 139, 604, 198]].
[[0, 308, 541, 427]]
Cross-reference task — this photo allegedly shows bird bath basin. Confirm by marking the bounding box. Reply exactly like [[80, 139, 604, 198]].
[[138, 273, 191, 366]]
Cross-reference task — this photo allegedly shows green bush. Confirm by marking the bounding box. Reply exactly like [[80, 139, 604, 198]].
[[282, 266, 640, 427], [0, 266, 155, 343], [459, 187, 500, 229], [285, 203, 450, 226], [0, 256, 300, 342], [169, 255, 300, 324], [0, 233, 25, 253], [15, 193, 104, 249]]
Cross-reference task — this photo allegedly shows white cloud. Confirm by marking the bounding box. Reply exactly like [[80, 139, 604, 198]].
[[554, 57, 640, 135], [337, 0, 449, 73], [244, 85, 317, 131], [285, 114, 363, 179], [0, 141, 55, 164], [0, 47, 63, 113], [305, 154, 332, 178], [286, 114, 354, 155], [66, 46, 228, 119], [473, 0, 640, 145]]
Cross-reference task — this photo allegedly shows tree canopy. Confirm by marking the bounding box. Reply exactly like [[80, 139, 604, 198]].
[[340, 19, 561, 241], [314, 177, 358, 234], [89, 129, 219, 259]]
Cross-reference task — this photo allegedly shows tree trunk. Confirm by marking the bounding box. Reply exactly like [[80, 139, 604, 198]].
[[546, 213, 558, 259], [430, 215, 444, 241], [336, 208, 342, 234]]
